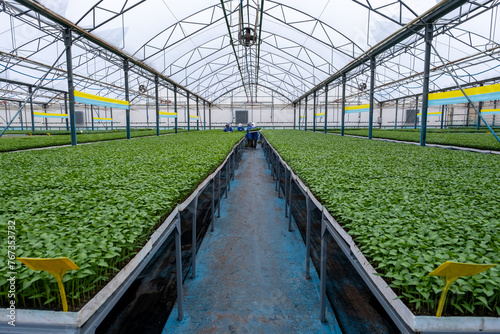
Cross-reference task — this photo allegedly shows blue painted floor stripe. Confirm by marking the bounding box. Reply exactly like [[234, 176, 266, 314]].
[[163, 147, 341, 333]]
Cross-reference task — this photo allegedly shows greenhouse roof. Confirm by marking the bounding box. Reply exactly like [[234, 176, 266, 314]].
[[1, 0, 499, 105]]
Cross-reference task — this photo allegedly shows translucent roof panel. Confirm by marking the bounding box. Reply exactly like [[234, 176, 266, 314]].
[[1, 0, 499, 106]]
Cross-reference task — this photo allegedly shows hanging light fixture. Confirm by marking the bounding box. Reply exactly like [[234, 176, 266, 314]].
[[237, 0, 259, 47]]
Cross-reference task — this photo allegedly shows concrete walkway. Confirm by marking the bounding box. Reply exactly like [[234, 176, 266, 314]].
[[163, 146, 340, 333]]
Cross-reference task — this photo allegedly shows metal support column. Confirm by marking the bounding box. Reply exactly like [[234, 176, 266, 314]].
[[414, 96, 419, 130], [440, 104, 445, 130], [293, 103, 296, 129], [477, 100, 483, 130], [225, 163, 229, 197], [304, 96, 308, 131], [313, 90, 317, 132], [191, 196, 198, 278], [341, 74, 346, 136], [209, 104, 212, 130], [203, 101, 206, 130], [174, 86, 178, 134], [123, 59, 130, 139], [379, 103, 383, 128], [146, 98, 149, 128], [91, 105, 94, 131], [110, 108, 113, 130], [19, 102, 24, 131], [394, 99, 399, 129], [271, 92, 275, 129], [305, 196, 312, 280], [476, 84, 485, 130], [272, 153, 276, 179], [284, 169, 289, 218], [44, 104, 48, 131], [155, 75, 160, 136], [274, 154, 278, 183], [420, 23, 433, 147], [231, 153, 235, 181], [63, 27, 77, 146], [277, 161, 281, 198], [211, 178, 215, 232], [187, 92, 190, 132], [320, 215, 327, 323], [368, 57, 375, 139], [196, 96, 199, 131], [494, 100, 497, 126], [324, 85, 328, 134], [298, 100, 302, 131], [288, 175, 293, 232], [64, 93, 69, 131], [400, 99, 405, 129], [29, 87, 35, 132], [217, 171, 221, 218], [175, 214, 184, 321], [43, 102, 49, 131]]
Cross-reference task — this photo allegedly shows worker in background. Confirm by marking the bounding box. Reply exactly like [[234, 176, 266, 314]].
[[246, 122, 253, 148], [250, 122, 259, 149], [237, 123, 244, 131], [223, 123, 233, 132]]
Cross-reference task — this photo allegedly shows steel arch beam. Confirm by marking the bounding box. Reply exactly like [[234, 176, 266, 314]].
[[163, 31, 329, 92], [212, 83, 292, 103], [11, 0, 209, 104], [196, 63, 304, 101], [294, 0, 471, 103]]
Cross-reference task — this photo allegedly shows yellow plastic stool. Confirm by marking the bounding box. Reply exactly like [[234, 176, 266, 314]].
[[429, 261, 496, 317], [17, 257, 79, 312]]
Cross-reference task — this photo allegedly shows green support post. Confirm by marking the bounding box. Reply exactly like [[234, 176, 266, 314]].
[[293, 102, 296, 130], [324, 85, 328, 134], [123, 59, 131, 139], [304, 96, 308, 131], [155, 75, 160, 136], [440, 105, 445, 129], [394, 99, 398, 130], [63, 27, 77, 146], [187, 92, 190, 132], [420, 23, 433, 146], [414, 95, 419, 130], [298, 100, 301, 131], [64, 92, 69, 131], [91, 105, 94, 131], [174, 85, 178, 134], [30, 86, 35, 132], [313, 90, 316, 132], [196, 96, 199, 131], [477, 101, 483, 130], [368, 57, 375, 139], [19, 102, 24, 131], [341, 73, 346, 136]]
